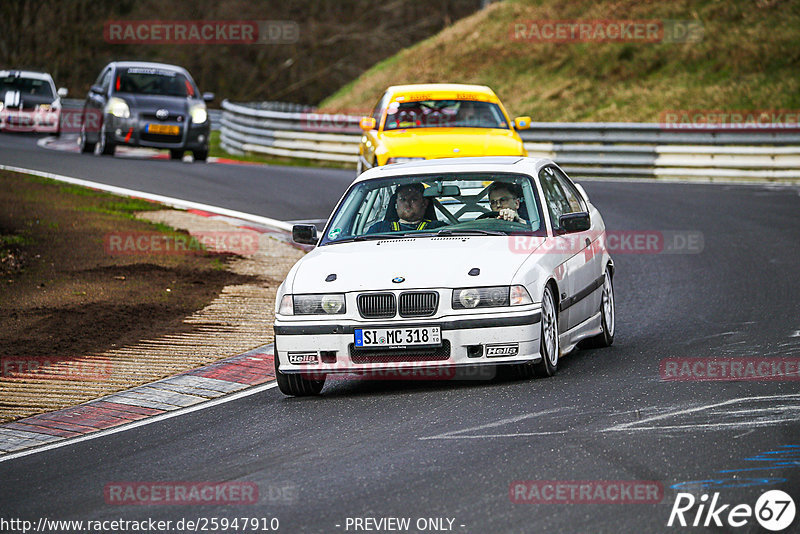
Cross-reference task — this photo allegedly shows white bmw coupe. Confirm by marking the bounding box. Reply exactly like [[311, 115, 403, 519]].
[[273, 157, 615, 396]]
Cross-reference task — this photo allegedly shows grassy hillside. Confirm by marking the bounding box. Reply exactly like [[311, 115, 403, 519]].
[[320, 0, 800, 121]]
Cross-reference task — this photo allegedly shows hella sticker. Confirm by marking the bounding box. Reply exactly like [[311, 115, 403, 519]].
[[288, 352, 319, 365], [486, 344, 519, 357]]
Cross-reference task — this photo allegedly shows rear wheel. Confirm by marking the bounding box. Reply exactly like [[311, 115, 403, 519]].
[[170, 149, 184, 160], [533, 285, 559, 377], [582, 271, 615, 348], [274, 349, 325, 396]]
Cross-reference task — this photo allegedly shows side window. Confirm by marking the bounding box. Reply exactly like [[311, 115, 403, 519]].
[[100, 69, 112, 92], [539, 166, 572, 230], [551, 166, 586, 214]]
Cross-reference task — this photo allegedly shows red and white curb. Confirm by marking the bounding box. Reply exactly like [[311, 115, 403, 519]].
[[0, 345, 276, 457]]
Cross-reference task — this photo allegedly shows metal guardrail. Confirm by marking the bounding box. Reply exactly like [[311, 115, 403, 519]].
[[220, 99, 800, 180]]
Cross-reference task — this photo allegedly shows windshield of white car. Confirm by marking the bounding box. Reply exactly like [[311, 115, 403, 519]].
[[0, 76, 53, 98], [319, 172, 547, 246], [115, 68, 197, 97], [383, 100, 508, 130]]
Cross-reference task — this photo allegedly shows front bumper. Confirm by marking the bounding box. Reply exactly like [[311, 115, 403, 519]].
[[105, 115, 209, 151], [0, 109, 60, 133], [274, 308, 542, 376]]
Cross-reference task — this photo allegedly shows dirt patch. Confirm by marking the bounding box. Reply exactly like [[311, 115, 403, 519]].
[[0, 171, 253, 359], [0, 171, 304, 422]]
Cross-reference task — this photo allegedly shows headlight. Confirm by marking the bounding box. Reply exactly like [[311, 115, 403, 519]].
[[106, 97, 130, 118], [190, 105, 207, 124], [284, 294, 346, 315], [0, 102, 4, 112], [386, 157, 425, 164], [452, 285, 532, 309], [35, 104, 51, 111]]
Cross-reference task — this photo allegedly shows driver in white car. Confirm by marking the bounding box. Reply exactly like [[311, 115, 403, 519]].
[[367, 183, 447, 233], [487, 181, 527, 224]]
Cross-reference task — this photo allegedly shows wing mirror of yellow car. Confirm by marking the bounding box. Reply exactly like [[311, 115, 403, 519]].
[[514, 116, 532, 130], [359, 117, 376, 131]]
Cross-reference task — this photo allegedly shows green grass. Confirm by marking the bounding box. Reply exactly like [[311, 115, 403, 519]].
[[0, 235, 33, 247], [12, 171, 215, 252], [319, 0, 800, 122]]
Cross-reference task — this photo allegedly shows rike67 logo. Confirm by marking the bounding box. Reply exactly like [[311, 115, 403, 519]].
[[668, 490, 796, 531]]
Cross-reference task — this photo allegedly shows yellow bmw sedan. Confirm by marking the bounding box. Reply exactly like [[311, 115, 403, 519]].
[[357, 83, 531, 174]]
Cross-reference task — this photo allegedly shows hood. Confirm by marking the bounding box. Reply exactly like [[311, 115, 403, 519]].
[[287, 236, 546, 293], [2, 91, 55, 110], [380, 128, 525, 159], [115, 93, 191, 115]]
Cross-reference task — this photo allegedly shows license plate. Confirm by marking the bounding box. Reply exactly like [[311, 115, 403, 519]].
[[146, 123, 180, 135], [354, 326, 441, 348]]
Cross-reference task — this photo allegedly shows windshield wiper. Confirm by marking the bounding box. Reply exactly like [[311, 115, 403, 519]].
[[435, 228, 506, 236]]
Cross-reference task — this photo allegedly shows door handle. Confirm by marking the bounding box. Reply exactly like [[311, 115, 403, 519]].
[[585, 238, 591, 247]]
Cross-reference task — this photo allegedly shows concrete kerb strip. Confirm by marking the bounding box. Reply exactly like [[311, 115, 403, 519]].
[[0, 344, 278, 460], [0, 166, 305, 460]]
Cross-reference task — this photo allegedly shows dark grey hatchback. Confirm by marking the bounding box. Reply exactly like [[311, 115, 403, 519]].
[[79, 61, 213, 161]]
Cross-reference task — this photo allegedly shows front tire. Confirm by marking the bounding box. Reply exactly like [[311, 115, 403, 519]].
[[193, 150, 208, 162], [79, 118, 95, 153], [96, 121, 115, 156], [583, 271, 615, 348], [533, 284, 559, 377], [274, 350, 325, 396]]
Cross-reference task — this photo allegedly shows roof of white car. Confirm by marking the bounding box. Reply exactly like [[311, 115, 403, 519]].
[[0, 70, 54, 81], [354, 156, 553, 184]]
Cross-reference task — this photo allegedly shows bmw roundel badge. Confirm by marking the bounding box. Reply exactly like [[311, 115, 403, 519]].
[[392, 276, 405, 283]]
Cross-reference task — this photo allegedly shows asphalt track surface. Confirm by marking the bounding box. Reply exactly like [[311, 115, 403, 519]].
[[2, 132, 800, 533]]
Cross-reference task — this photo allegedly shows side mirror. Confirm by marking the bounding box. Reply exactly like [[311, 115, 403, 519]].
[[202, 92, 215, 102], [57, 87, 68, 98], [90, 84, 104, 95], [514, 116, 531, 130], [559, 212, 590, 233], [359, 116, 376, 131], [292, 224, 318, 245]]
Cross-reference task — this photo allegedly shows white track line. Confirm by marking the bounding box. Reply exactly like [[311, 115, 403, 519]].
[[0, 164, 293, 232], [0, 382, 279, 464]]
